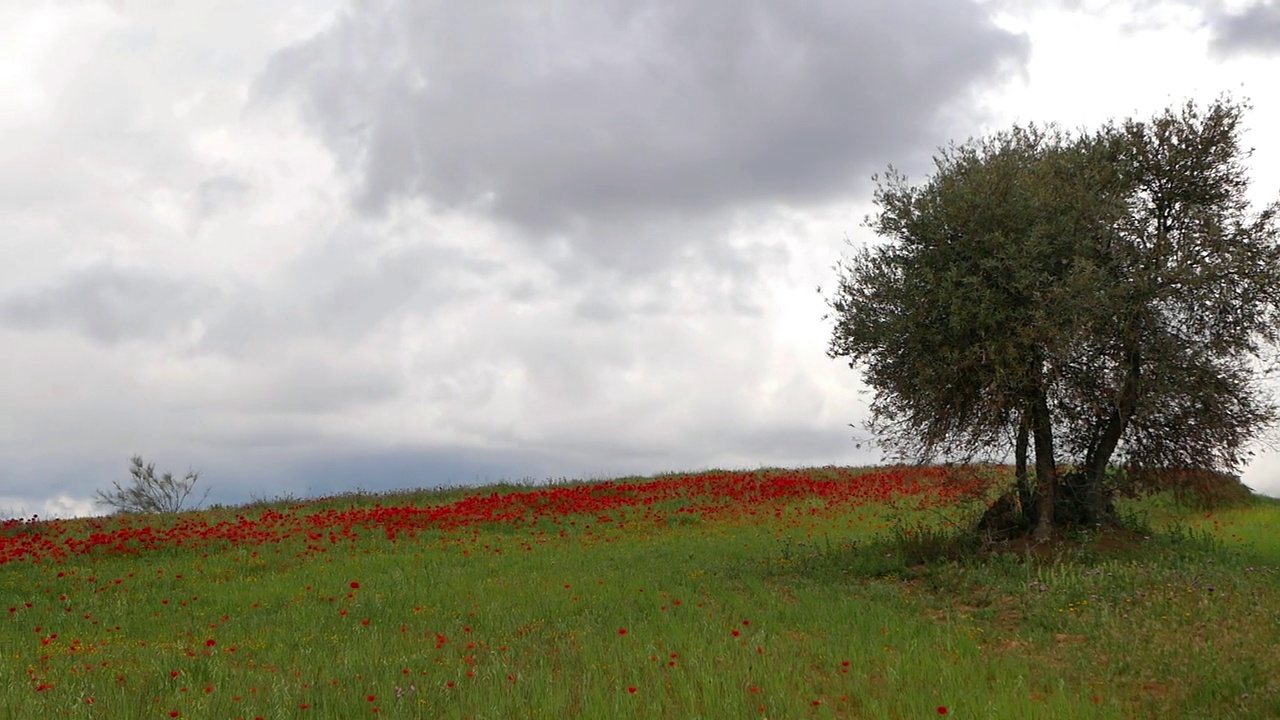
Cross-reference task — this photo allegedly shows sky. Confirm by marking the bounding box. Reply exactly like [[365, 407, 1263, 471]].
[[2, 0, 1279, 519]]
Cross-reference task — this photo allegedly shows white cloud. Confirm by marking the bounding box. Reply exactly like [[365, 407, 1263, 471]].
[[0, 494, 100, 522]]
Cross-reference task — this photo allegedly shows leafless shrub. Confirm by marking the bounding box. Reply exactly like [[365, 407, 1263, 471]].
[[94, 455, 209, 515]]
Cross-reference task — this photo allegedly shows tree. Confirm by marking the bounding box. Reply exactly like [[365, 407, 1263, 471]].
[[95, 455, 209, 515], [824, 97, 1280, 538]]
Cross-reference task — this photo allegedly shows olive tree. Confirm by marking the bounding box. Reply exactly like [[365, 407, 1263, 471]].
[[825, 97, 1280, 538]]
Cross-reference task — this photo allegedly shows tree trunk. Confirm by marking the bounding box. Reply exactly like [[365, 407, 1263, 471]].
[[1014, 413, 1036, 525], [1073, 347, 1141, 527], [1029, 390, 1058, 540]]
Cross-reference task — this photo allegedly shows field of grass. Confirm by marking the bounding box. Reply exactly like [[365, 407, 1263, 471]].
[[2, 465, 1278, 719]]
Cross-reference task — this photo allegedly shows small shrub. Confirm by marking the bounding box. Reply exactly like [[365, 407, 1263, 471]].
[[95, 455, 208, 515], [886, 521, 983, 566], [244, 491, 303, 511], [779, 523, 984, 583]]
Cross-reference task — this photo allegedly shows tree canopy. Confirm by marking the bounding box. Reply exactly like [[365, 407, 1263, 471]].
[[825, 97, 1280, 537]]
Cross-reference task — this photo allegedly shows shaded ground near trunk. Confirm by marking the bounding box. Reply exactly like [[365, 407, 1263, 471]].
[[976, 476, 1119, 541], [975, 467, 1257, 542]]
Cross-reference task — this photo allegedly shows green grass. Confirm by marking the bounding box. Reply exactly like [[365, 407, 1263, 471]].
[[1, 466, 1277, 719]]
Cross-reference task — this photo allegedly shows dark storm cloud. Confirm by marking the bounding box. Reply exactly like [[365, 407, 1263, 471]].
[[0, 264, 213, 345], [1209, 2, 1280, 56], [252, 0, 1028, 267]]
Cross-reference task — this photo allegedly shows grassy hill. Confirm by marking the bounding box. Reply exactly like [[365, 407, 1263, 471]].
[[2, 466, 1277, 719]]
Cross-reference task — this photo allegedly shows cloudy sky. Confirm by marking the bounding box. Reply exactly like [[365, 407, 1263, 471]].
[[3, 0, 1279, 519]]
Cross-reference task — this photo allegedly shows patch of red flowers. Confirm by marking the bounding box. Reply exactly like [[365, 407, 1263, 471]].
[[0, 467, 989, 565]]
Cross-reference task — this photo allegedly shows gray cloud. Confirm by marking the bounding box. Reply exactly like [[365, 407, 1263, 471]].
[[0, 444, 556, 519], [232, 355, 406, 416], [196, 224, 501, 358], [252, 0, 1028, 270], [191, 175, 254, 226], [0, 264, 214, 345], [1209, 2, 1280, 57]]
